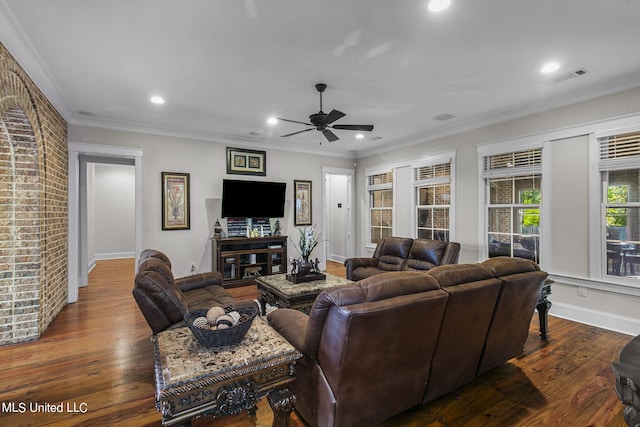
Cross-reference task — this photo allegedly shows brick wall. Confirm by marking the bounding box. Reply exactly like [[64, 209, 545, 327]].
[[0, 42, 68, 345]]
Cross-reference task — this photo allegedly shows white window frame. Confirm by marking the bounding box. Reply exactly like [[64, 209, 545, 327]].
[[478, 140, 544, 262], [592, 125, 640, 287], [411, 152, 456, 241], [366, 167, 394, 247]]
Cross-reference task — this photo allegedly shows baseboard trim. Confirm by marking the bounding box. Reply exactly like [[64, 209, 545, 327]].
[[550, 302, 640, 336], [329, 254, 346, 263], [95, 251, 135, 260]]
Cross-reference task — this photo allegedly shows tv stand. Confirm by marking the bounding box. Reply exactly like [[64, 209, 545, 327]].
[[211, 236, 287, 288]]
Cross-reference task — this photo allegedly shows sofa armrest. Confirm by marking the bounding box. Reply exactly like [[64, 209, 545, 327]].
[[344, 257, 378, 280], [175, 271, 224, 292], [267, 308, 310, 356]]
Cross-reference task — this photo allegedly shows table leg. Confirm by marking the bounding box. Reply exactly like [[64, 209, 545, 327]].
[[537, 280, 553, 340], [537, 298, 551, 340], [259, 295, 267, 316], [267, 387, 296, 427]]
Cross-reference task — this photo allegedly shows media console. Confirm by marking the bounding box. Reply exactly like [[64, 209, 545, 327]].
[[211, 236, 288, 288]]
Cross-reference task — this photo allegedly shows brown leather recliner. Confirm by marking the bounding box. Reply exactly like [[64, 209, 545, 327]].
[[344, 236, 460, 281], [132, 249, 240, 334], [268, 271, 449, 427]]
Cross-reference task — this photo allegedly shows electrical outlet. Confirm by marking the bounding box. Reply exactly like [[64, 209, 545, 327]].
[[577, 286, 587, 297], [190, 263, 197, 274]]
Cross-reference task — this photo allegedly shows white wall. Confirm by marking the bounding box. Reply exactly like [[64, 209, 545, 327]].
[[354, 86, 640, 335], [68, 126, 354, 277], [91, 163, 136, 259]]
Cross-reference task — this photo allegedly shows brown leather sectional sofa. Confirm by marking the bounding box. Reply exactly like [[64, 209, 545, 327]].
[[344, 236, 461, 281], [268, 256, 548, 427], [132, 249, 244, 334]]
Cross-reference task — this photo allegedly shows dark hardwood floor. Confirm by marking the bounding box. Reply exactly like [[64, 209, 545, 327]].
[[0, 259, 631, 426]]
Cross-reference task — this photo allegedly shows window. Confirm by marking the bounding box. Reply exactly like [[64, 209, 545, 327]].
[[599, 130, 640, 279], [414, 162, 451, 241], [483, 148, 542, 262], [368, 171, 393, 244]]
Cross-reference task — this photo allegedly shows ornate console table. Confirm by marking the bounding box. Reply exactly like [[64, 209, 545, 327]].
[[152, 318, 302, 426]]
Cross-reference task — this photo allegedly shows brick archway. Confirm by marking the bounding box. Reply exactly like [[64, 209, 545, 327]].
[[0, 106, 40, 344], [0, 43, 68, 346]]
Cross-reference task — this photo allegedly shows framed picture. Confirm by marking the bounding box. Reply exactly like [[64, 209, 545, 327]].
[[294, 180, 312, 226], [226, 147, 266, 176], [162, 172, 190, 230]]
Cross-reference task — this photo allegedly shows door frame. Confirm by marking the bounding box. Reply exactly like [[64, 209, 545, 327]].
[[68, 142, 143, 303]]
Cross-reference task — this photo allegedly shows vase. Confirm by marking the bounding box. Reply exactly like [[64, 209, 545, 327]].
[[297, 256, 311, 276]]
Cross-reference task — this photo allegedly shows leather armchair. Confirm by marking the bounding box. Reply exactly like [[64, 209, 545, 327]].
[[132, 249, 238, 334]]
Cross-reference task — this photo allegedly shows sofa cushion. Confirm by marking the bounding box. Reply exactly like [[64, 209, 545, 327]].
[[134, 270, 187, 323], [375, 237, 413, 271], [406, 239, 447, 271], [183, 285, 236, 310], [481, 256, 539, 276], [426, 263, 494, 287]]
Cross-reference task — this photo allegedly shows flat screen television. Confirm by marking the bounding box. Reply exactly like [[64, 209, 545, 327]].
[[221, 179, 286, 218]]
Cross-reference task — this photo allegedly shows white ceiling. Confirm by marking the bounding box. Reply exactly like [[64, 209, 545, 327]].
[[1, 0, 639, 158]]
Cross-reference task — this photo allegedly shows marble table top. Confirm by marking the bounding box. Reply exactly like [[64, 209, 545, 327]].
[[255, 272, 353, 297], [152, 317, 301, 392]]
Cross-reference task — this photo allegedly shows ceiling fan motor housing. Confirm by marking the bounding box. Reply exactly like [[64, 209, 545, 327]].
[[309, 112, 327, 129]]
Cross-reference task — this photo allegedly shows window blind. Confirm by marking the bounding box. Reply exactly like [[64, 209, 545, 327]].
[[482, 148, 542, 178], [414, 162, 451, 183], [598, 130, 640, 171], [367, 171, 393, 188]]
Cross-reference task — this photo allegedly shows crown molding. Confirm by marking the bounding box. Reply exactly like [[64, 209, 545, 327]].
[[0, 1, 75, 121]]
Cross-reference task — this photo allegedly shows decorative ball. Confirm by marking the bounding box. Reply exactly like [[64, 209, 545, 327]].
[[206, 306, 226, 324], [192, 316, 209, 329], [227, 311, 241, 325], [216, 314, 235, 329]]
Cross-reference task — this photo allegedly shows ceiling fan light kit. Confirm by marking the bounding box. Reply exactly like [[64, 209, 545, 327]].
[[278, 83, 374, 143]]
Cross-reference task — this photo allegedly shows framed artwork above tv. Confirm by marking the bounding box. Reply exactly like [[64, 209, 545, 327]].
[[226, 147, 266, 176]]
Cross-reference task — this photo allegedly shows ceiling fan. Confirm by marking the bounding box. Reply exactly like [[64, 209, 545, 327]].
[[278, 83, 374, 142]]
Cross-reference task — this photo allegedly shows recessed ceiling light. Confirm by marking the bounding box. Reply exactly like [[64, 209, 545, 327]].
[[267, 117, 278, 125], [355, 133, 365, 139], [150, 96, 165, 105], [540, 62, 560, 74], [428, 0, 451, 12]]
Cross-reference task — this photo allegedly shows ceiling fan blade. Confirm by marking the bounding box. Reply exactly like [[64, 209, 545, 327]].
[[277, 118, 313, 126], [322, 129, 339, 142], [281, 128, 314, 137], [323, 109, 346, 125], [332, 124, 374, 131]]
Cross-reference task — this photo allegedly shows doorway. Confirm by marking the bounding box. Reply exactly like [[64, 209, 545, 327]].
[[68, 143, 143, 303], [322, 167, 355, 263]]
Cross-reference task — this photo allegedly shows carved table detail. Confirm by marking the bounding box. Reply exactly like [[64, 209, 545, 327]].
[[152, 318, 302, 426]]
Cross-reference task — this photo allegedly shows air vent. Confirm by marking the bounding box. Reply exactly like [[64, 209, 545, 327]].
[[545, 68, 588, 84], [433, 113, 456, 121]]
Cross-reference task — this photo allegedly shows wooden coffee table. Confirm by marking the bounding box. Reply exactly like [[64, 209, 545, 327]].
[[152, 317, 302, 426], [256, 272, 353, 315]]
